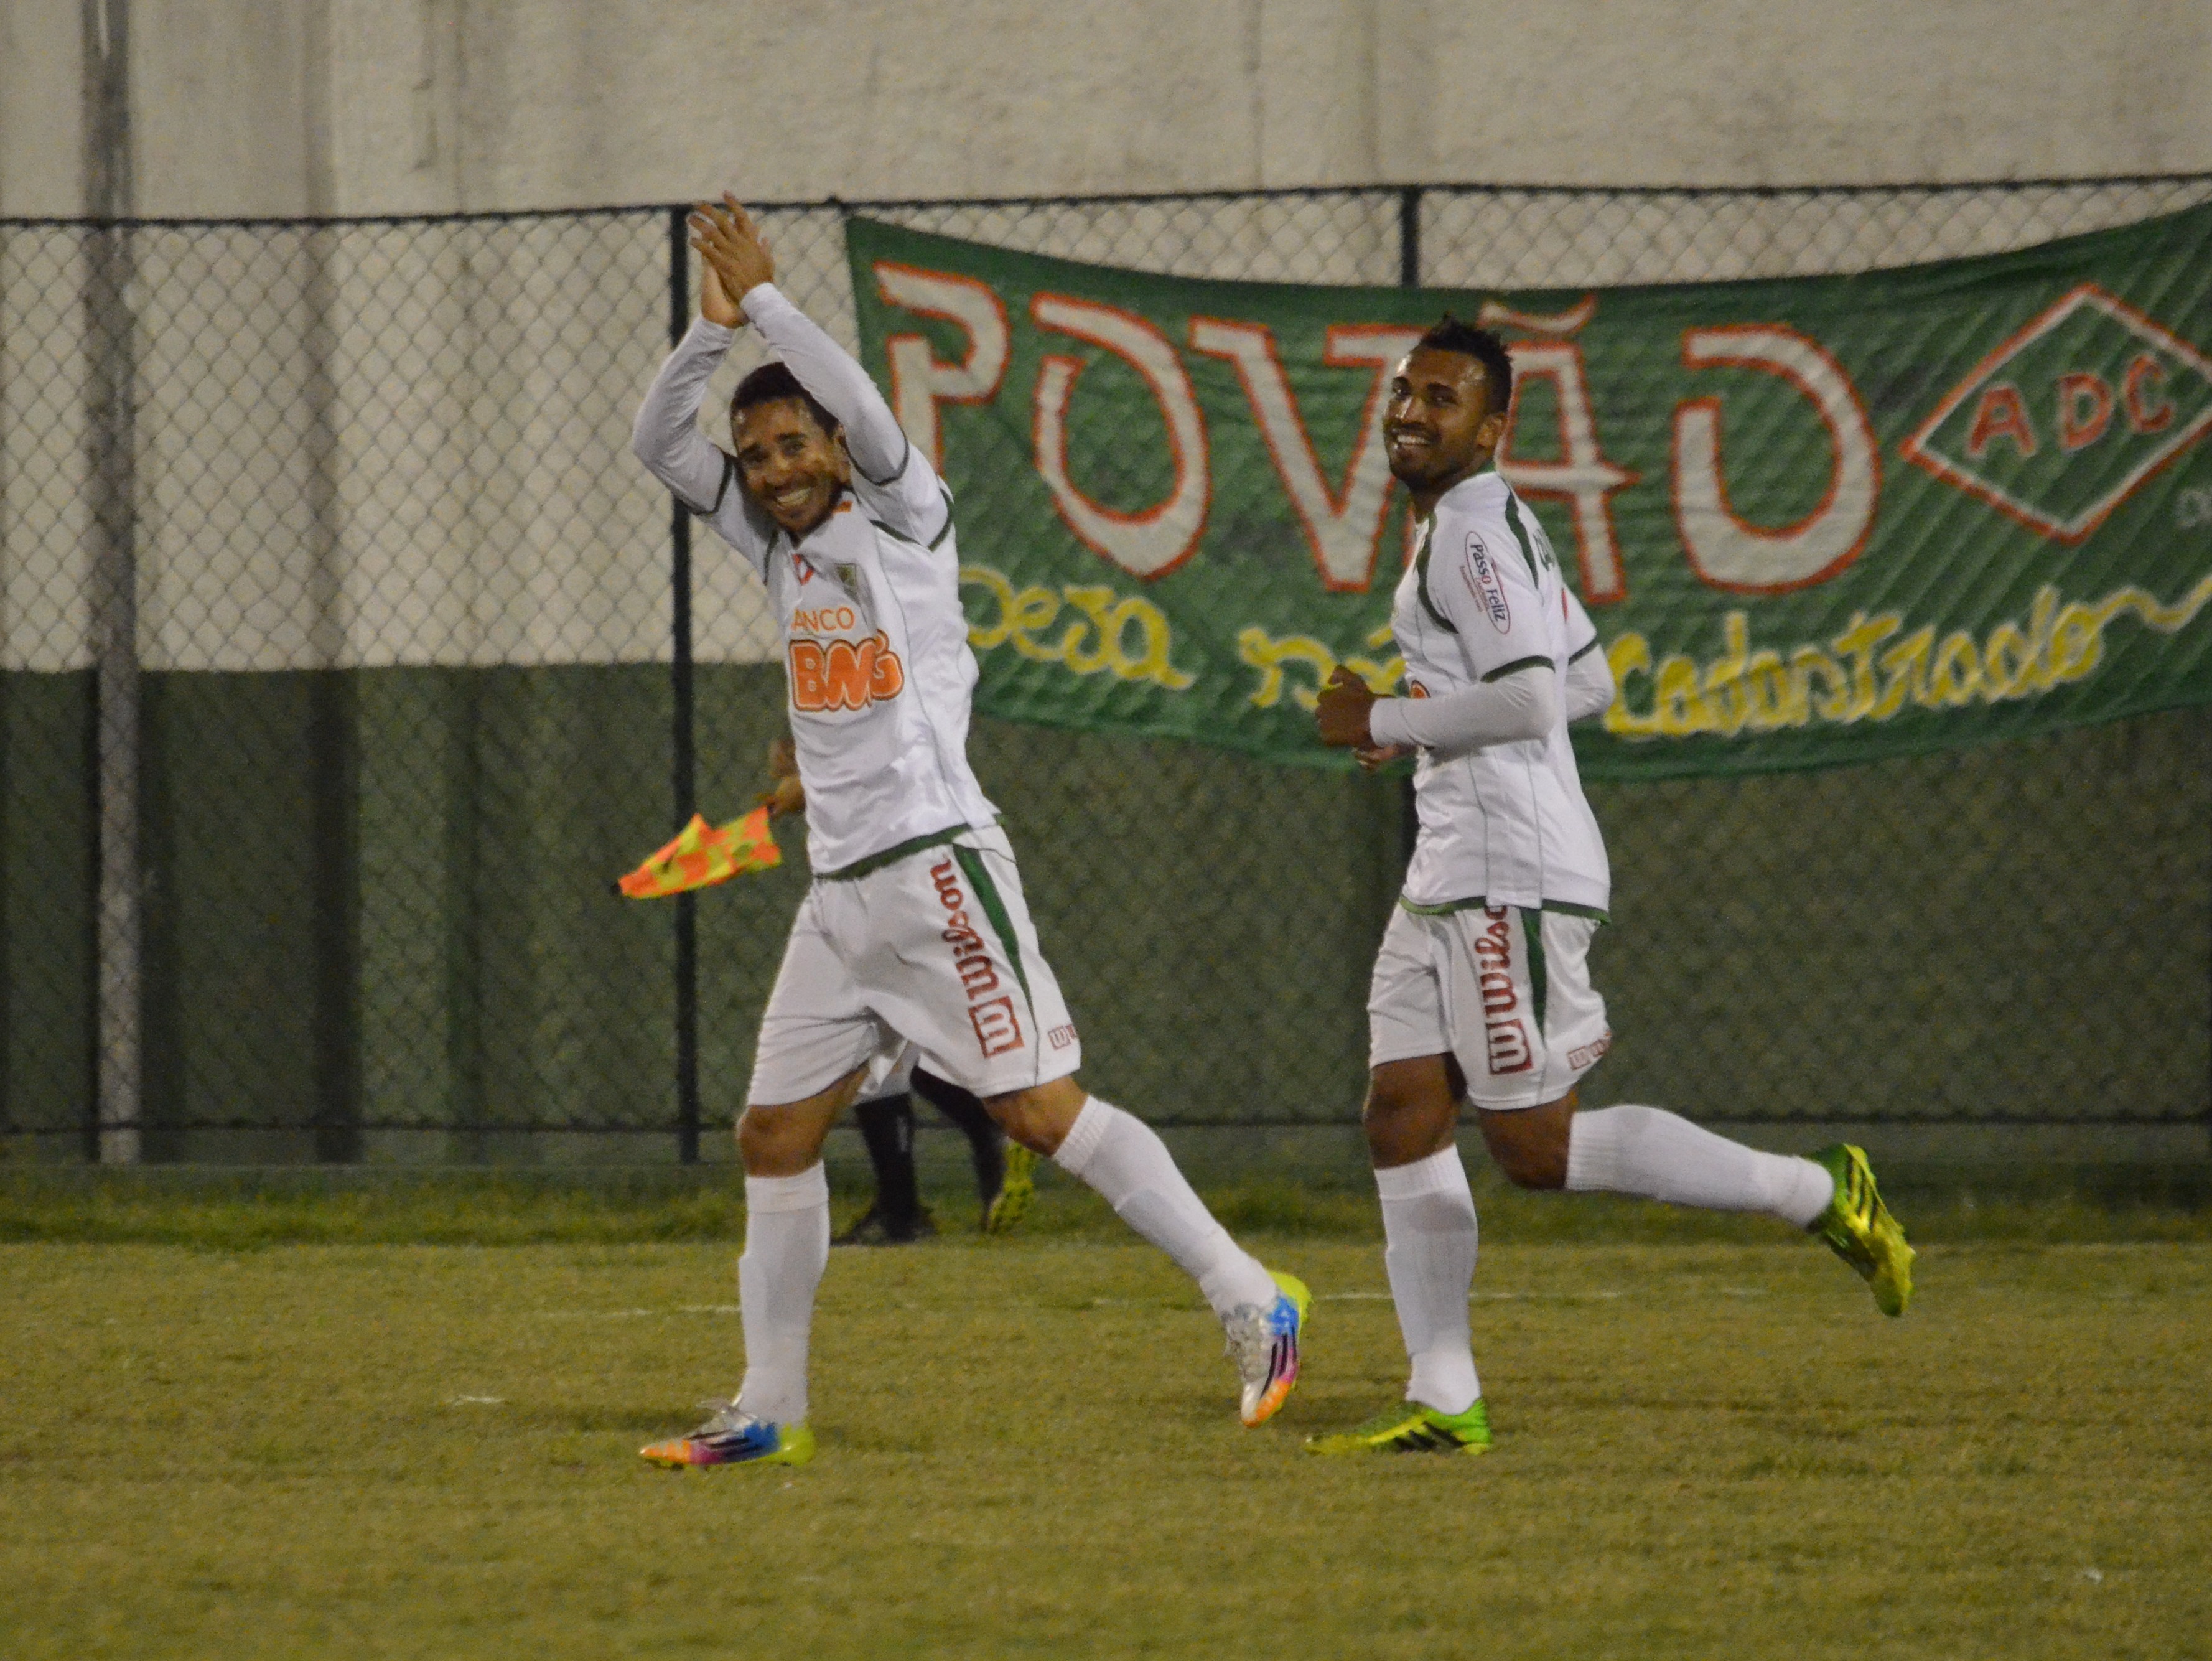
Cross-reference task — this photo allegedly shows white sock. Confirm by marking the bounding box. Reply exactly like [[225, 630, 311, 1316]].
[[1376, 1148, 1482, 1415], [1564, 1105, 1833, 1227], [1053, 1098, 1277, 1316], [735, 1165, 830, 1425]]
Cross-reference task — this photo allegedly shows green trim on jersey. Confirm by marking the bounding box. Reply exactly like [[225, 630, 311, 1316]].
[[862, 484, 956, 554], [1568, 635, 1600, 663], [953, 845, 1034, 1004], [1413, 525, 1457, 635], [1482, 655, 1551, 683], [1396, 894, 1612, 925], [1502, 492, 1542, 582], [1522, 909, 1549, 1031], [816, 823, 969, 882]]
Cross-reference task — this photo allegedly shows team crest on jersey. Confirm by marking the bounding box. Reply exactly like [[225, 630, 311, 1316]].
[[1463, 534, 1512, 633]]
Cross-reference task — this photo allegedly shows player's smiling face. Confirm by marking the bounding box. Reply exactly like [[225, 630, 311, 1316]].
[[1384, 347, 1507, 495], [734, 398, 852, 536]]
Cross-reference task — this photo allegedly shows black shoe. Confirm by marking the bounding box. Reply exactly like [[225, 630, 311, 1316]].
[[834, 1202, 937, 1246]]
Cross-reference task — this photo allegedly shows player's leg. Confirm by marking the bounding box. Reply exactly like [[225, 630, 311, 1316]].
[[860, 826, 1305, 1425], [912, 1067, 1025, 1234], [643, 896, 879, 1470], [1471, 910, 1912, 1315], [989, 1072, 1307, 1426], [837, 1090, 931, 1243], [837, 1042, 931, 1244], [1309, 910, 1490, 1456], [1480, 1089, 1830, 1217]]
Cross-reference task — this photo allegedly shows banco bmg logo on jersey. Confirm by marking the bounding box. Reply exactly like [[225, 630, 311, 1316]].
[[788, 627, 905, 713], [1902, 283, 2212, 544], [1474, 907, 1533, 1075], [930, 858, 1025, 1059]]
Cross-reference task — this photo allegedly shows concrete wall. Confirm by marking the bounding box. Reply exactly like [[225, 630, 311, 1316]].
[[3, 0, 2210, 218]]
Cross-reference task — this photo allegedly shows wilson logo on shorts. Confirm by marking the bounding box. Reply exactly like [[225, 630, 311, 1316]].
[[1566, 1031, 1612, 1072], [931, 858, 1027, 1057], [1485, 1018, 1533, 1074], [1475, 906, 1534, 1074], [788, 632, 905, 713], [1048, 1024, 1077, 1050], [969, 995, 1024, 1057]]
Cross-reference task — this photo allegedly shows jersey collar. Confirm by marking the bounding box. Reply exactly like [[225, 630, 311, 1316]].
[[781, 495, 862, 577], [1434, 467, 1508, 518]]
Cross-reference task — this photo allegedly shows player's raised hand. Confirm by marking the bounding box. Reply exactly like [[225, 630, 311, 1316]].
[[1315, 665, 1380, 748], [689, 192, 775, 312], [698, 258, 743, 329]]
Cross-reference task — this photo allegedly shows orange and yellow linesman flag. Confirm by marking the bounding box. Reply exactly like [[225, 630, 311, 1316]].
[[616, 807, 781, 898]]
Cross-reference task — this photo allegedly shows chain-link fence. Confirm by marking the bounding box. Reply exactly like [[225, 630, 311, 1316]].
[[4, 179, 2210, 1164]]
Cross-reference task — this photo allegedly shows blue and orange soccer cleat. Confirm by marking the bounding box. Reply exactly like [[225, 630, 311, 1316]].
[[1225, 1269, 1311, 1427], [640, 1402, 815, 1470]]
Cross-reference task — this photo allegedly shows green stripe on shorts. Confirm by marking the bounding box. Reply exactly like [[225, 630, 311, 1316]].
[[1521, 909, 1548, 1032], [953, 844, 1033, 1006]]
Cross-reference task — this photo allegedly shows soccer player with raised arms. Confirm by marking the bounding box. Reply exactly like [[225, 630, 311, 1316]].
[[1306, 319, 1915, 1457], [630, 195, 1308, 1469]]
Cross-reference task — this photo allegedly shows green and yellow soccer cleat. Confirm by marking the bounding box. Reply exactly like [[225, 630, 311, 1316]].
[[1305, 1398, 1492, 1457], [1809, 1143, 1915, 1317], [984, 1142, 1036, 1236]]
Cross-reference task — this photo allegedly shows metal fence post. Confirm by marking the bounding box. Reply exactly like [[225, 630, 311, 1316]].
[[83, 0, 140, 1165], [1398, 184, 1422, 288], [667, 206, 701, 1164], [1396, 184, 1422, 870]]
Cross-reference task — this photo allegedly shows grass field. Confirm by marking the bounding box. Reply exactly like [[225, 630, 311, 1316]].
[[4, 1182, 2210, 1659]]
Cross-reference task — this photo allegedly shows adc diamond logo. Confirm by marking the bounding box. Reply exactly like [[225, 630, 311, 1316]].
[[1901, 283, 2212, 544]]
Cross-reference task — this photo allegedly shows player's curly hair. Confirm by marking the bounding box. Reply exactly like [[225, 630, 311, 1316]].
[[1418, 316, 1513, 416], [730, 362, 841, 439]]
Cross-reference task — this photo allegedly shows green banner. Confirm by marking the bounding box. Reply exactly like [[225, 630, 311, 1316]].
[[848, 206, 2212, 778]]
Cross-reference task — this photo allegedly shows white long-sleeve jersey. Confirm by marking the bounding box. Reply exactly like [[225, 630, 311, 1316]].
[[630, 285, 999, 876], [1381, 469, 1612, 917]]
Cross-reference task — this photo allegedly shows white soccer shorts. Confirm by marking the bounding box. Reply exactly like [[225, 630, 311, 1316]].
[[1368, 902, 1612, 1110], [747, 823, 1083, 1106]]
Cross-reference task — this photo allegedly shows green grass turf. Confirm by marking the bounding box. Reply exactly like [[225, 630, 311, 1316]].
[[3, 1222, 2209, 1659], [7, 1161, 2212, 1248]]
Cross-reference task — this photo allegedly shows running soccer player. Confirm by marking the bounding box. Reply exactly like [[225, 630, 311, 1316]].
[[1304, 318, 1913, 1457], [630, 195, 1307, 1469]]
